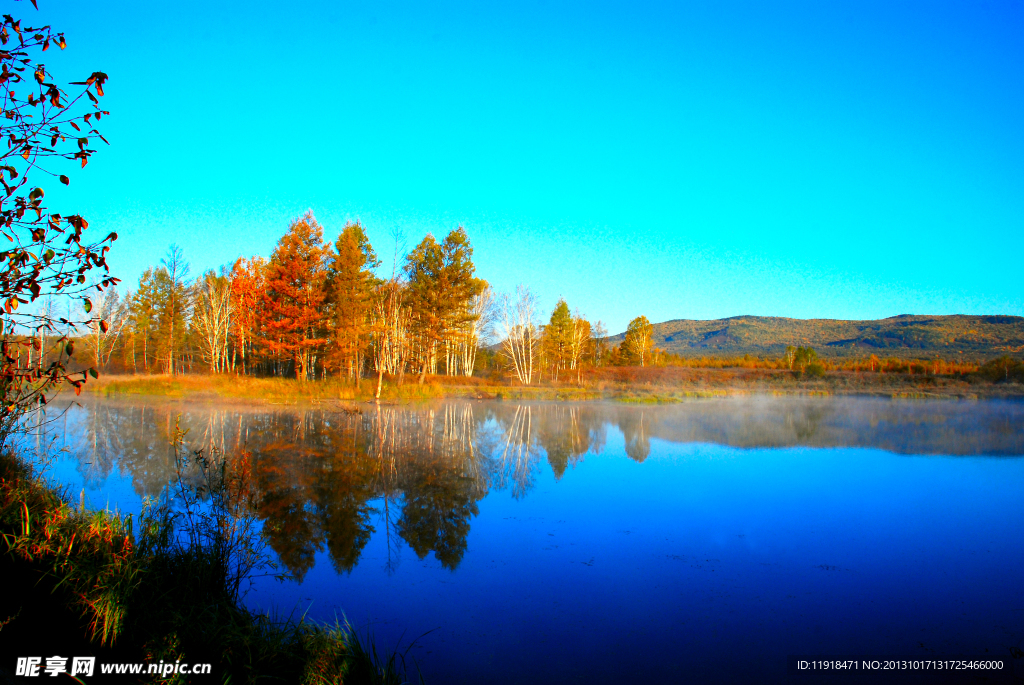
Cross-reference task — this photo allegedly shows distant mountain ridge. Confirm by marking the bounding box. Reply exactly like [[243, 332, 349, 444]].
[[606, 315, 1024, 359]]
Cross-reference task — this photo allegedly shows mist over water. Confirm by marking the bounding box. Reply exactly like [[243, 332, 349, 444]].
[[26, 396, 1024, 684]]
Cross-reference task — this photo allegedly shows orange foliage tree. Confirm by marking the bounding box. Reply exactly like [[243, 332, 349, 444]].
[[260, 212, 330, 380], [228, 256, 266, 374]]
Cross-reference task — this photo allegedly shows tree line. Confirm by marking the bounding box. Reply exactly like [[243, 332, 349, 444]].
[[61, 212, 663, 392], [82, 214, 479, 390], [35, 209, 1002, 390]]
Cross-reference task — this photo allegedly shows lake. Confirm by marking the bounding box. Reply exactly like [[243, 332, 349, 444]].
[[24, 395, 1024, 684]]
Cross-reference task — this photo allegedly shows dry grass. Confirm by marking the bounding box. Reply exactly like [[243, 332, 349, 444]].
[[83, 364, 1024, 404], [0, 453, 141, 646], [89, 373, 504, 403]]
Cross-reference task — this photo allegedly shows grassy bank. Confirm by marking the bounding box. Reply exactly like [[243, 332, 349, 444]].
[[91, 373, 493, 402], [0, 450, 414, 684], [87, 373, 607, 403], [84, 366, 1024, 404], [585, 365, 1024, 400]]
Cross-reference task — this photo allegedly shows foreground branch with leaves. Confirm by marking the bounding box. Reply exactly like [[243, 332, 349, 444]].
[[0, 4, 117, 445]]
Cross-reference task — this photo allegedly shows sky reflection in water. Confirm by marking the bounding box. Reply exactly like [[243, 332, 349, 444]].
[[27, 396, 1024, 684]]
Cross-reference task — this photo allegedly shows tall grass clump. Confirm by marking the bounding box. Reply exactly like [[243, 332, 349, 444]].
[[0, 451, 142, 647]]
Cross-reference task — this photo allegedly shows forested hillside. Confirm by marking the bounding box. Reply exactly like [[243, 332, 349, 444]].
[[606, 315, 1024, 360]]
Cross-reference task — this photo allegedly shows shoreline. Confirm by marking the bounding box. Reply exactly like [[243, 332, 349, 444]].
[[79, 370, 1024, 405]]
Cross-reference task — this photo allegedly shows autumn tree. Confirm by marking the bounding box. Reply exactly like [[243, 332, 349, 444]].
[[978, 355, 1024, 383], [591, 320, 608, 366], [369, 277, 410, 398], [229, 256, 266, 375], [194, 269, 232, 372], [127, 269, 160, 372], [367, 229, 412, 396], [499, 285, 539, 385], [157, 244, 191, 374], [325, 221, 379, 382], [87, 287, 128, 370], [567, 310, 593, 383], [783, 345, 797, 370], [403, 227, 485, 384], [121, 262, 197, 377], [622, 315, 654, 367], [792, 346, 818, 371], [403, 232, 444, 381], [32, 295, 57, 372], [0, 7, 115, 435], [456, 285, 494, 377], [261, 212, 330, 380], [543, 299, 573, 381]]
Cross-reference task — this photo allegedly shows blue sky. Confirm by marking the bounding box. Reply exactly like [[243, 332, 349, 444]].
[[28, 0, 1024, 334]]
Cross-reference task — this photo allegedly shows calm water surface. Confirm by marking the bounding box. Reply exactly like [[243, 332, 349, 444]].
[[27, 396, 1024, 684]]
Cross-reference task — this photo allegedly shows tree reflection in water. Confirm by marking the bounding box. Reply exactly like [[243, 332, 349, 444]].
[[50, 400, 607, 577], [616, 409, 651, 463], [48, 395, 1024, 580]]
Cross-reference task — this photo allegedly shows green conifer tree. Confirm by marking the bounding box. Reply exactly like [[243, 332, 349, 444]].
[[543, 299, 573, 381], [326, 221, 380, 382]]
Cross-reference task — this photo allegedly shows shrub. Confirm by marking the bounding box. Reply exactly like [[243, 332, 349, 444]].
[[804, 361, 827, 378], [976, 356, 1024, 383]]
